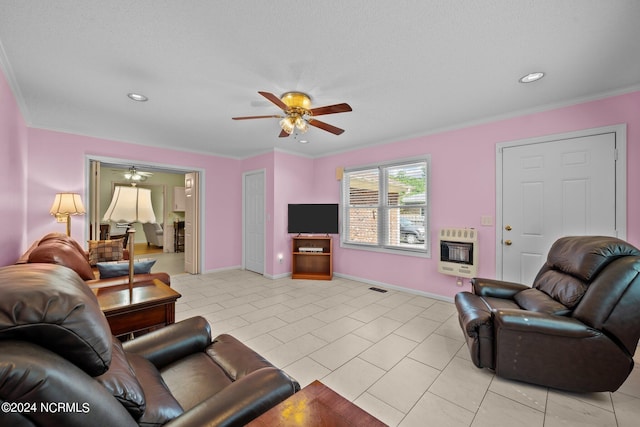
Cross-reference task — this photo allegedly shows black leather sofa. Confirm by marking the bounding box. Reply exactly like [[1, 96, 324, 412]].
[[455, 235, 640, 392], [0, 263, 300, 426]]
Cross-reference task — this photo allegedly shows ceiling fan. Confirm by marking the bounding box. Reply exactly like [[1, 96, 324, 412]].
[[112, 166, 153, 182], [232, 91, 352, 137]]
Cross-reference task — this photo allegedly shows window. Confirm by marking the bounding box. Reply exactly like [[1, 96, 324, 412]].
[[341, 157, 429, 256]]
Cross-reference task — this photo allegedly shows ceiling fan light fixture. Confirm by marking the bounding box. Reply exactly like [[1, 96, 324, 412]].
[[125, 172, 142, 181], [295, 116, 308, 133], [123, 166, 148, 182], [280, 117, 295, 134]]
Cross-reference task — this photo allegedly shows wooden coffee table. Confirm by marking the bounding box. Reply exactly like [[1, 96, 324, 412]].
[[246, 380, 387, 426], [92, 279, 181, 338]]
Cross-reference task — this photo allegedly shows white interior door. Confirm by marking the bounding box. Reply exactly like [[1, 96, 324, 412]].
[[184, 172, 199, 274], [244, 170, 265, 274], [500, 131, 620, 284]]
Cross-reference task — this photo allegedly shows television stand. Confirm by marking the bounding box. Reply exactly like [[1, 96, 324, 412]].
[[291, 236, 333, 280]]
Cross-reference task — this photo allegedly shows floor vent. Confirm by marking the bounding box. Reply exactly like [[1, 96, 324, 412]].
[[369, 287, 388, 293]]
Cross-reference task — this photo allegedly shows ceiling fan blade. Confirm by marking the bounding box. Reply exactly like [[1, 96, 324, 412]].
[[278, 129, 290, 138], [232, 115, 282, 120], [309, 103, 352, 116], [308, 119, 345, 135], [258, 91, 289, 111]]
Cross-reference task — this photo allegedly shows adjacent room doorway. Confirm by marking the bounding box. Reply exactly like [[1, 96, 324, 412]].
[[496, 125, 626, 284], [87, 157, 203, 275]]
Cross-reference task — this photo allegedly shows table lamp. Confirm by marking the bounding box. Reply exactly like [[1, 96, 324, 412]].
[[50, 193, 86, 237], [102, 186, 156, 298]]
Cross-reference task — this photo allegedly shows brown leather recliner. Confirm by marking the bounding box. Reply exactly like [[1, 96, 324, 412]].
[[455, 235, 640, 392], [0, 264, 300, 427]]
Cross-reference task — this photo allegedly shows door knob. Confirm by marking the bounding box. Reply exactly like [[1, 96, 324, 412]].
[[504, 225, 512, 231], [504, 239, 512, 246]]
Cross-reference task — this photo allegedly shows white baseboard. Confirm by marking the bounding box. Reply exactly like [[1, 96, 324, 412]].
[[333, 272, 455, 304]]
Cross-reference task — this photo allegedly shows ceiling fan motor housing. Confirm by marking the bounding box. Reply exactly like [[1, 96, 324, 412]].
[[281, 92, 312, 112]]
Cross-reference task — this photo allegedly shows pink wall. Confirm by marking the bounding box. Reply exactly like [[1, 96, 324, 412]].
[[0, 68, 28, 265], [315, 91, 640, 299], [23, 128, 243, 271], [273, 151, 315, 277]]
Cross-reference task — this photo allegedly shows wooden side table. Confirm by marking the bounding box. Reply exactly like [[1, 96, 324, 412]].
[[246, 380, 386, 427], [93, 279, 181, 338]]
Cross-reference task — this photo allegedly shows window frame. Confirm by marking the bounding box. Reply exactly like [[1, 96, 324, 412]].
[[340, 155, 431, 258]]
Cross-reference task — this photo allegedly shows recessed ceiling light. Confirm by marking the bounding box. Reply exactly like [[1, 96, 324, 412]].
[[127, 92, 148, 102], [519, 72, 545, 83], [299, 140, 309, 144]]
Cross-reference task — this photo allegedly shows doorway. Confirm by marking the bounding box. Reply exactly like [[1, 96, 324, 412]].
[[496, 125, 627, 284], [87, 157, 203, 275]]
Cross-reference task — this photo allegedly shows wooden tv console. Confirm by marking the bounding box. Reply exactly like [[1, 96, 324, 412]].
[[291, 236, 333, 280]]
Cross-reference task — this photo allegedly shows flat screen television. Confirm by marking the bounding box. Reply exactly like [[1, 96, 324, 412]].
[[288, 203, 339, 234]]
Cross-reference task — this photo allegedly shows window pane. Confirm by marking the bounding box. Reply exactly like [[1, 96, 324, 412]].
[[386, 207, 426, 248], [348, 169, 379, 206], [346, 207, 378, 245], [387, 162, 426, 207]]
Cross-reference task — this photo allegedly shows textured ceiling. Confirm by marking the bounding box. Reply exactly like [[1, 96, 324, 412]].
[[1, 1, 639, 159]]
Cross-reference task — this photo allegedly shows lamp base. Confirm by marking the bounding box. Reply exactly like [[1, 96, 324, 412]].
[[127, 228, 135, 301]]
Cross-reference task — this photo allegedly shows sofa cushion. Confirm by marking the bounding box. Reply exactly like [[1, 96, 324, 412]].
[[128, 353, 184, 427], [0, 264, 112, 376], [97, 337, 146, 419], [534, 270, 587, 309], [159, 352, 233, 412], [97, 259, 157, 279], [28, 237, 95, 280], [88, 239, 124, 266], [514, 288, 571, 315]]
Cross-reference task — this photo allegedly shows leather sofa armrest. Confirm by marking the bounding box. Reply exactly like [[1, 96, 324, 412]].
[[163, 367, 300, 427], [471, 278, 529, 299], [122, 316, 211, 369], [454, 292, 492, 338], [494, 309, 598, 338]]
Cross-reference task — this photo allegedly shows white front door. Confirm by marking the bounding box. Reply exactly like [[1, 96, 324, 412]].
[[244, 170, 265, 274], [499, 130, 621, 284]]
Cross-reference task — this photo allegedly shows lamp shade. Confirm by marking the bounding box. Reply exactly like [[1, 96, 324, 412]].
[[50, 193, 86, 215], [103, 186, 156, 223]]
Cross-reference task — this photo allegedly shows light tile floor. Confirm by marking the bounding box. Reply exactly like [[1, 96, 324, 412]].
[[171, 269, 640, 427]]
